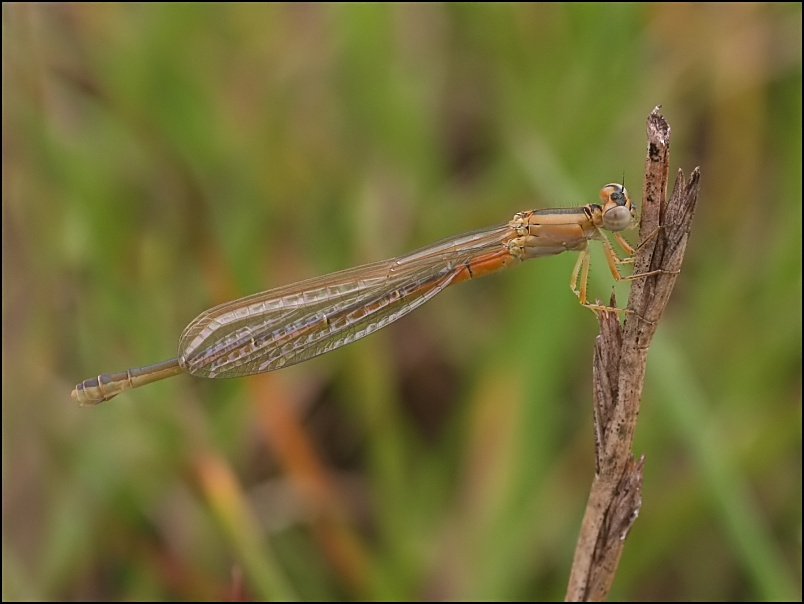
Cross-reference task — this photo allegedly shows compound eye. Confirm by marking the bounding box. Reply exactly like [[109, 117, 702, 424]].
[[599, 184, 634, 231], [603, 206, 632, 231]]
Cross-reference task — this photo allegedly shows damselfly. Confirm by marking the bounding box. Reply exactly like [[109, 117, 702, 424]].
[[72, 183, 647, 405]]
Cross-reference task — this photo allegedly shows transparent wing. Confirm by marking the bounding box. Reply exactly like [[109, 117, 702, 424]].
[[179, 222, 516, 378]]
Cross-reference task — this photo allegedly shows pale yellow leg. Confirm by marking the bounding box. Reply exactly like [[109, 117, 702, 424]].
[[601, 231, 671, 285], [571, 231, 670, 316], [570, 249, 590, 305], [570, 249, 630, 315]]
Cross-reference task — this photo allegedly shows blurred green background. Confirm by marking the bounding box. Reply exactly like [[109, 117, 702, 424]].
[[2, 3, 800, 601]]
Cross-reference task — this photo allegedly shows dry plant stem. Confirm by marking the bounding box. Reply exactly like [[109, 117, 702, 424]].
[[565, 107, 701, 602]]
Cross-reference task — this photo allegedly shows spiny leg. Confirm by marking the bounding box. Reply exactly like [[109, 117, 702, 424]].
[[612, 225, 666, 265], [599, 230, 673, 285], [568, 226, 675, 317], [570, 248, 590, 305], [570, 249, 630, 315], [613, 232, 636, 262]]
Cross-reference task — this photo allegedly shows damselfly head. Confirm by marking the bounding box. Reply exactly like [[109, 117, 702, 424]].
[[600, 183, 635, 232]]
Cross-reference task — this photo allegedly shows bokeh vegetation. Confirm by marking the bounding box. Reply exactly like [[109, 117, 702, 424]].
[[3, 3, 800, 600]]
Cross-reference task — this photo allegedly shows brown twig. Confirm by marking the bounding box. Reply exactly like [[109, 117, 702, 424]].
[[565, 107, 701, 602]]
